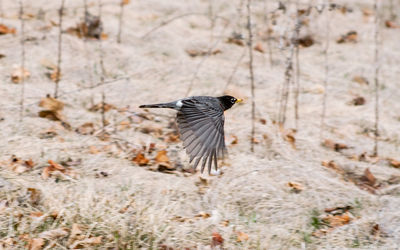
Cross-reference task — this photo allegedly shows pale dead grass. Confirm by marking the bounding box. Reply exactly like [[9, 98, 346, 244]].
[[0, 0, 400, 249]]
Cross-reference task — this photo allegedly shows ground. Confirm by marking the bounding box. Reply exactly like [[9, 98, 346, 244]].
[[0, 0, 400, 249]]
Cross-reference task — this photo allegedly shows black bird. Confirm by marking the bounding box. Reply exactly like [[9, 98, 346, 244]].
[[139, 95, 242, 174]]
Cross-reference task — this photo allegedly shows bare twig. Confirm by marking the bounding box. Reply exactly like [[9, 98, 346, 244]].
[[54, 0, 66, 98], [373, 0, 380, 156], [246, 0, 256, 152], [141, 13, 228, 39], [101, 92, 106, 129], [320, 7, 331, 141], [19, 0, 25, 121], [185, 20, 230, 96], [117, 0, 125, 43], [293, 0, 301, 129], [263, 0, 273, 67], [98, 0, 105, 82], [224, 47, 246, 92]]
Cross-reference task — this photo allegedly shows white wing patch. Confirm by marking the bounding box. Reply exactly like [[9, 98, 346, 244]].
[[176, 100, 183, 108]]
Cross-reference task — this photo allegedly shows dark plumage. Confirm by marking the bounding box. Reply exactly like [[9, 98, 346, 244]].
[[139, 95, 242, 174]]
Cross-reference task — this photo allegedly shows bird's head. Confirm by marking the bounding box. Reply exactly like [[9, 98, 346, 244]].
[[217, 95, 243, 110]]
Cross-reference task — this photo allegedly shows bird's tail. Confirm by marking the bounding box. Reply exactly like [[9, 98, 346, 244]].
[[139, 102, 176, 109]]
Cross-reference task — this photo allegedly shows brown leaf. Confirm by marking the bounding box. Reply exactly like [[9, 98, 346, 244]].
[[280, 128, 296, 149], [385, 20, 400, 28], [0, 24, 16, 35], [122, 0, 130, 5], [362, 168, 376, 187], [89, 146, 100, 154], [28, 238, 44, 250], [322, 212, 352, 227], [70, 236, 102, 248], [30, 211, 44, 217], [229, 135, 238, 145], [70, 224, 84, 240], [322, 139, 349, 152], [48, 160, 65, 171], [194, 211, 211, 219], [388, 158, 400, 168], [287, 182, 304, 193], [254, 42, 265, 53], [298, 35, 314, 47], [133, 152, 150, 166], [41, 166, 52, 179], [236, 231, 249, 242], [321, 160, 344, 174], [67, 12, 103, 39], [351, 96, 366, 106], [24, 159, 35, 168], [155, 150, 169, 163], [226, 32, 244, 46], [186, 48, 221, 57], [352, 75, 369, 85], [27, 188, 41, 205], [11, 67, 30, 83], [324, 205, 353, 214], [39, 96, 64, 111], [362, 8, 373, 17], [39, 228, 69, 239], [211, 232, 224, 248], [337, 31, 357, 43], [76, 122, 95, 135], [259, 118, 267, 125]]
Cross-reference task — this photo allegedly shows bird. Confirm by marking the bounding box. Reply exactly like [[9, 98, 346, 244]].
[[139, 95, 242, 174]]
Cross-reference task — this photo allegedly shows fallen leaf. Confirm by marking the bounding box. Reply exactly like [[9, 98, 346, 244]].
[[39, 228, 69, 240], [352, 75, 369, 85], [27, 188, 41, 205], [24, 159, 35, 168], [388, 158, 400, 168], [280, 128, 296, 149], [70, 236, 102, 248], [254, 42, 264, 53], [236, 231, 249, 242], [67, 12, 103, 39], [226, 32, 244, 46], [122, 0, 130, 5], [89, 102, 115, 112], [229, 135, 238, 145], [76, 122, 95, 135], [195, 211, 211, 219], [41, 166, 52, 179], [0, 54, 5, 59], [259, 118, 267, 125], [337, 31, 357, 43], [133, 152, 149, 166], [89, 145, 100, 154], [30, 211, 44, 217], [362, 168, 376, 187], [11, 67, 30, 83], [185, 48, 221, 57], [385, 20, 400, 28], [0, 24, 16, 35], [351, 96, 366, 106], [322, 139, 349, 152], [321, 160, 344, 174], [155, 150, 169, 163], [324, 205, 353, 214], [298, 35, 314, 47], [28, 238, 44, 250], [48, 160, 65, 171], [362, 8, 373, 17], [211, 232, 224, 248], [38, 96, 66, 122], [322, 212, 352, 227], [287, 182, 304, 193]]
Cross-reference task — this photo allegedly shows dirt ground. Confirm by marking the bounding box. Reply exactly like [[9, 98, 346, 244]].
[[1, 0, 400, 249]]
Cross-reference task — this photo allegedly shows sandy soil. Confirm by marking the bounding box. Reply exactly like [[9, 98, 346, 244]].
[[0, 0, 400, 249]]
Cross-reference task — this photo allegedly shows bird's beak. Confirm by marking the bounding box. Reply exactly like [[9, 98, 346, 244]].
[[236, 99, 243, 103]]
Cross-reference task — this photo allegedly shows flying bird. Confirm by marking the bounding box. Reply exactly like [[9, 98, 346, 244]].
[[139, 95, 242, 174]]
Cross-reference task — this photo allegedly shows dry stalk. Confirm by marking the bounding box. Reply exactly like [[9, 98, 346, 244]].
[[101, 92, 106, 129], [224, 47, 246, 92], [293, 0, 301, 129], [54, 0, 66, 98], [246, 0, 256, 152], [263, 0, 273, 67], [117, 0, 125, 43], [319, 6, 331, 141], [98, 0, 105, 83], [373, 0, 380, 156], [19, 0, 25, 120]]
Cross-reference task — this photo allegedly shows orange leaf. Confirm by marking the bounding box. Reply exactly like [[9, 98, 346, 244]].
[[48, 160, 65, 171], [155, 150, 169, 163], [211, 232, 224, 248], [41, 166, 52, 179], [133, 152, 149, 166], [11, 67, 30, 83], [0, 24, 16, 34], [254, 42, 265, 53], [28, 238, 44, 250], [362, 168, 376, 186], [236, 231, 249, 242]]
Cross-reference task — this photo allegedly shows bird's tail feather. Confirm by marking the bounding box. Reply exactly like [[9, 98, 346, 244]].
[[139, 102, 175, 109]]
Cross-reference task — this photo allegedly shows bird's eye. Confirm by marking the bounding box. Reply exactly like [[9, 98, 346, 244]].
[[231, 98, 236, 103]]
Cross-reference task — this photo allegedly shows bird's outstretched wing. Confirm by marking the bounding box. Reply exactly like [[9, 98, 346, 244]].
[[176, 98, 226, 174]]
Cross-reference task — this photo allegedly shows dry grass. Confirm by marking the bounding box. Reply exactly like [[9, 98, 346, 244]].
[[1, 0, 400, 249]]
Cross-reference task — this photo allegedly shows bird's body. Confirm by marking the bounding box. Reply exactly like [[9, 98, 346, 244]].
[[139, 95, 242, 174]]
